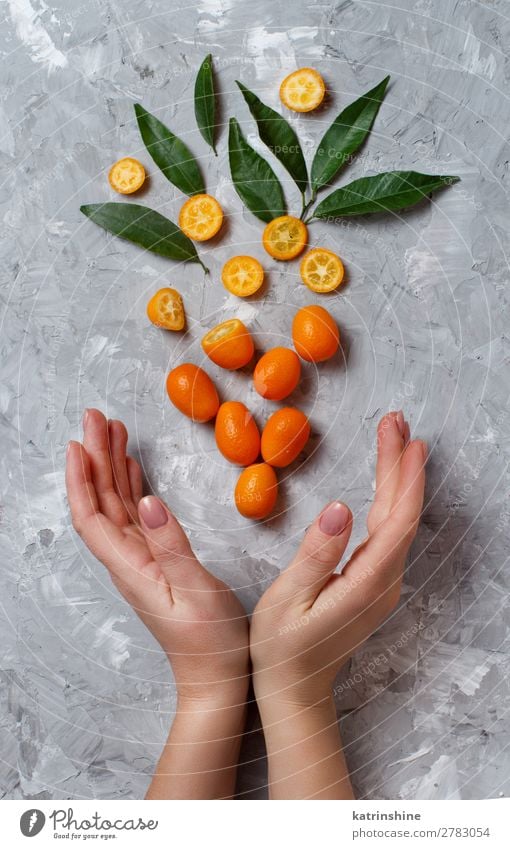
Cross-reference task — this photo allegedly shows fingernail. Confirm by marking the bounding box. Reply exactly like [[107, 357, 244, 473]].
[[396, 410, 405, 437], [319, 501, 350, 536], [404, 422, 410, 445], [83, 409, 90, 428], [139, 496, 168, 529], [66, 441, 72, 455], [421, 441, 428, 462]]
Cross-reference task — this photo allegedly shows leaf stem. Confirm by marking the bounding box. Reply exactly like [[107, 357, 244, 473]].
[[300, 190, 316, 222]]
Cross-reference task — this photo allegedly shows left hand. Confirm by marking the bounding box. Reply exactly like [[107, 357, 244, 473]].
[[66, 409, 249, 708]]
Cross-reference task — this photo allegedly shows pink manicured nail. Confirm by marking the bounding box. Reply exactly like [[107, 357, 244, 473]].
[[319, 501, 350, 536], [139, 496, 168, 529], [83, 409, 90, 428], [421, 441, 428, 462], [396, 410, 405, 437]]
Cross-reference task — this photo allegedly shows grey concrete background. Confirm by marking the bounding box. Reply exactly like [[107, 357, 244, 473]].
[[1, 0, 509, 800]]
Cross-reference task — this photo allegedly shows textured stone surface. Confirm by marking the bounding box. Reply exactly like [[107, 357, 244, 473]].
[[1, 0, 509, 800]]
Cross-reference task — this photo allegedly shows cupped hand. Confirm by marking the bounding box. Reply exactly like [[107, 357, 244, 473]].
[[250, 411, 426, 711], [66, 409, 249, 706]]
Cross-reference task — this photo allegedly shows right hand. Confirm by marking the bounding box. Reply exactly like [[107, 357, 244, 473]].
[[250, 411, 426, 711], [66, 409, 250, 707]]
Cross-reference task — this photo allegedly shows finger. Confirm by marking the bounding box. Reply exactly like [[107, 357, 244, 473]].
[[66, 440, 99, 530], [127, 456, 143, 505], [83, 409, 128, 525], [108, 419, 137, 521], [277, 501, 353, 605], [138, 496, 214, 597], [66, 441, 129, 571], [367, 411, 405, 534], [345, 440, 426, 587]]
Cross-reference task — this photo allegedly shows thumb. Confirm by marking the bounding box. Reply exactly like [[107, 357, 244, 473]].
[[138, 495, 212, 595], [281, 501, 353, 604]]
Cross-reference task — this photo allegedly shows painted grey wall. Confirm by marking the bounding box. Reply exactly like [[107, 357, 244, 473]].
[[1, 0, 509, 800]]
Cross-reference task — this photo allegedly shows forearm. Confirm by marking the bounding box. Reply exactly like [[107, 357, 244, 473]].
[[146, 693, 247, 800], [258, 692, 354, 800]]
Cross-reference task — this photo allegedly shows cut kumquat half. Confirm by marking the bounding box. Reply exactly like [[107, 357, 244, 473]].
[[262, 215, 307, 261], [147, 288, 185, 331], [108, 157, 146, 194], [178, 193, 223, 241], [279, 68, 326, 113], [221, 255, 265, 297], [201, 318, 254, 370], [300, 248, 344, 293]]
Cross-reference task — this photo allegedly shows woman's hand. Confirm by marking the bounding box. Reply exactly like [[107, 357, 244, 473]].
[[66, 409, 249, 798], [250, 411, 426, 798]]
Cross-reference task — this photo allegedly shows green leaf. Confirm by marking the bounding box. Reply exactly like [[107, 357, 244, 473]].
[[134, 103, 205, 196], [80, 203, 206, 268], [311, 77, 390, 195], [194, 54, 217, 154], [228, 118, 286, 223], [312, 171, 460, 219], [236, 80, 307, 193]]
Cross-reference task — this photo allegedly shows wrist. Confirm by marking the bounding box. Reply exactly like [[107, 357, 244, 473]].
[[176, 679, 249, 716]]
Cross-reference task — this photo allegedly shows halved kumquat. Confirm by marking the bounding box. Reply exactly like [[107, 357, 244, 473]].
[[108, 157, 146, 194], [222, 255, 264, 297], [280, 68, 325, 113], [201, 319, 254, 370], [147, 288, 185, 331], [179, 194, 223, 241], [300, 247, 344, 293], [262, 215, 308, 261]]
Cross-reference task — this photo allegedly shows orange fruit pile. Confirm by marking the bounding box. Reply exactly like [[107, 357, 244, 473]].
[[162, 301, 340, 519]]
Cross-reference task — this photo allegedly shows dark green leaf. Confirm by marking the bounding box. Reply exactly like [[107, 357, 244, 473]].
[[80, 203, 205, 267], [195, 54, 217, 154], [236, 80, 307, 193], [312, 171, 460, 219], [134, 103, 204, 196], [311, 77, 390, 195], [228, 118, 286, 222]]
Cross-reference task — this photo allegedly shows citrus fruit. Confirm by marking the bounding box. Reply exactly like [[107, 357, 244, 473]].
[[222, 255, 264, 297], [215, 401, 261, 466], [279, 68, 325, 112], [108, 157, 146, 194], [292, 305, 340, 362], [201, 319, 254, 370], [178, 194, 223, 241], [300, 248, 344, 292], [166, 363, 219, 422], [261, 407, 311, 468], [147, 288, 185, 331], [253, 347, 301, 401], [234, 463, 278, 519], [263, 215, 307, 261]]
